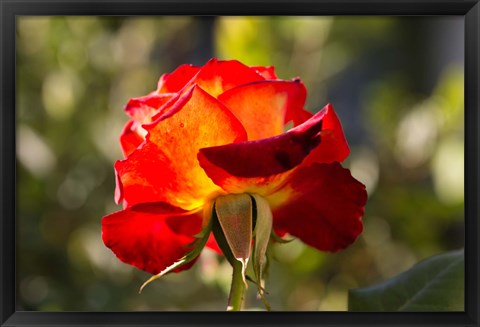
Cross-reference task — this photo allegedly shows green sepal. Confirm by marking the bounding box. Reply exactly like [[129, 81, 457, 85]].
[[214, 193, 253, 288], [211, 209, 237, 266], [250, 194, 272, 304], [138, 219, 213, 293], [193, 224, 210, 239]]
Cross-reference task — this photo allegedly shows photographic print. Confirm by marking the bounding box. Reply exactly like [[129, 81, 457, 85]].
[[15, 15, 465, 313]]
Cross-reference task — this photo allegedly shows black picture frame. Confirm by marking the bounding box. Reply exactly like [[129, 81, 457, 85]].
[[1, 0, 479, 326]]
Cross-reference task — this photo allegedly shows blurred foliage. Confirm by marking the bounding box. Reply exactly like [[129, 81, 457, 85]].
[[349, 250, 464, 311], [16, 16, 464, 311]]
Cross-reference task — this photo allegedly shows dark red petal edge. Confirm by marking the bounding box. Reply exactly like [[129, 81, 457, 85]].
[[198, 105, 328, 178]]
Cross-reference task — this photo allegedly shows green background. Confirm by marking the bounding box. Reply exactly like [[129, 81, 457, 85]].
[[16, 16, 464, 311]]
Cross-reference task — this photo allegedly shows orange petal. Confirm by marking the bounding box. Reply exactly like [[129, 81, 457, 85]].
[[217, 80, 307, 140], [187, 58, 265, 98], [270, 162, 367, 252], [115, 85, 247, 210], [121, 93, 176, 158], [102, 202, 202, 275], [157, 64, 200, 93]]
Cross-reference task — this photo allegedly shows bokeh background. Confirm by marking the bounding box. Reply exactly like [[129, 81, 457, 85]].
[[16, 16, 464, 311]]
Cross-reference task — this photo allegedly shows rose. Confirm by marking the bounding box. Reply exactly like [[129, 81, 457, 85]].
[[102, 58, 367, 281]]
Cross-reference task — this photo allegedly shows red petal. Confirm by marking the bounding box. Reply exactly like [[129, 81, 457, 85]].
[[271, 162, 367, 252], [217, 80, 307, 140], [157, 64, 201, 93], [125, 92, 175, 123], [198, 105, 326, 179], [302, 103, 350, 164], [293, 109, 314, 127], [250, 66, 278, 79], [189, 58, 265, 98], [114, 168, 123, 204], [119, 120, 145, 157], [102, 203, 202, 275], [115, 85, 247, 210], [197, 106, 331, 196], [206, 233, 222, 254]]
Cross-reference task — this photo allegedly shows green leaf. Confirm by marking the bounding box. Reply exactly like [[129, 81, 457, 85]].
[[348, 249, 464, 311], [138, 220, 212, 293], [215, 193, 253, 287], [250, 194, 272, 309]]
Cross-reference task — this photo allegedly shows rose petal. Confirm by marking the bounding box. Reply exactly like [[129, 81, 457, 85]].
[[199, 106, 325, 178], [114, 168, 123, 204], [270, 162, 367, 252], [102, 202, 202, 275], [157, 64, 201, 93], [250, 66, 278, 79], [188, 58, 265, 98], [293, 109, 314, 127], [115, 85, 248, 210], [125, 92, 175, 123], [198, 105, 333, 194], [302, 103, 350, 164], [121, 93, 175, 158], [206, 234, 222, 254], [119, 120, 145, 157], [217, 80, 307, 140]]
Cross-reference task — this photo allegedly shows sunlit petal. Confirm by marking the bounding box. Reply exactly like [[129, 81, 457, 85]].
[[218, 80, 307, 140], [115, 85, 247, 210]]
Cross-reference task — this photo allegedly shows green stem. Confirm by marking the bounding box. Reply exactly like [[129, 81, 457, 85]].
[[227, 260, 246, 311]]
